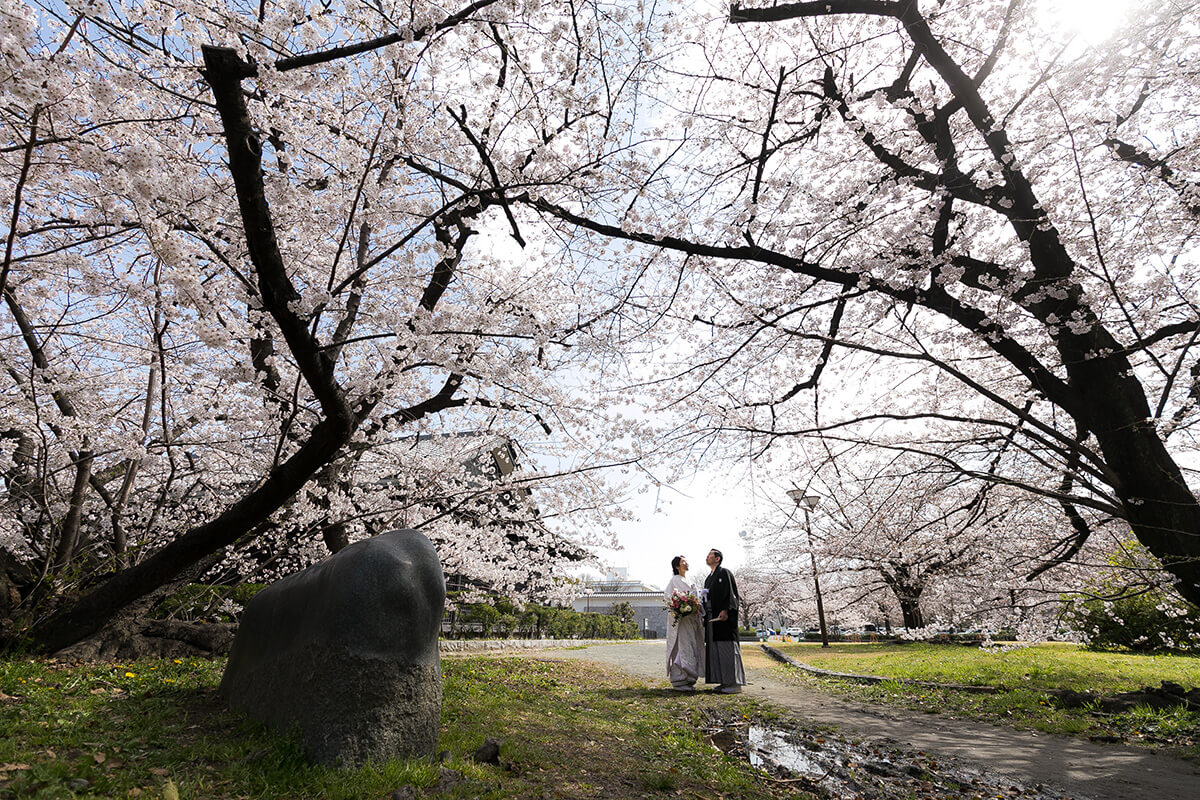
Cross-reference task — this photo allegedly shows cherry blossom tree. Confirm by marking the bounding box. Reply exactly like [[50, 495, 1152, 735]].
[[736, 441, 1129, 639], [0, 0, 652, 652], [733, 563, 799, 628], [793, 447, 1112, 629], [823, 455, 988, 629], [497, 0, 1200, 605]]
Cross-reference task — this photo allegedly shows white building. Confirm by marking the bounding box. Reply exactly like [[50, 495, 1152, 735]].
[[570, 573, 669, 638]]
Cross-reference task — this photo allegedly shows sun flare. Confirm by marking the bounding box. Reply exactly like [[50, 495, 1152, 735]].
[[1038, 0, 1138, 44]]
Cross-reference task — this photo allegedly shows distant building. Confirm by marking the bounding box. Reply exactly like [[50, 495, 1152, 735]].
[[570, 572, 669, 638]]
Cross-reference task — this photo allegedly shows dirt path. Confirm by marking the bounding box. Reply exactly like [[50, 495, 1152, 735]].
[[520, 640, 1199, 800]]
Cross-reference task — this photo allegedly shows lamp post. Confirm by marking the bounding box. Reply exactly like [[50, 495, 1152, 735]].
[[787, 489, 830, 648], [738, 528, 753, 562]]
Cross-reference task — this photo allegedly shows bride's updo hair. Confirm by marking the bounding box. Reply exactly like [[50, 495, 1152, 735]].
[[671, 555, 684, 575]]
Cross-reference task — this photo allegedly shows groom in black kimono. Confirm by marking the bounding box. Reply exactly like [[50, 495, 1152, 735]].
[[703, 548, 746, 693]]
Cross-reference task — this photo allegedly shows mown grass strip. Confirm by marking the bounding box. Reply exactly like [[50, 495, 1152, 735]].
[[768, 642, 1200, 759], [769, 641, 1200, 693], [0, 654, 805, 800], [761, 644, 1000, 693]]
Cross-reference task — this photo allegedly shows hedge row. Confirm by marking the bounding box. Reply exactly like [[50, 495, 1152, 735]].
[[445, 596, 638, 640]]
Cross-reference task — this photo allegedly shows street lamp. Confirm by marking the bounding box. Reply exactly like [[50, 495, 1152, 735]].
[[738, 528, 755, 570], [786, 488, 830, 648]]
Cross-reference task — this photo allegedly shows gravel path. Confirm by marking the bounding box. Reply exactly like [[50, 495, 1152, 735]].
[[516, 640, 1199, 800]]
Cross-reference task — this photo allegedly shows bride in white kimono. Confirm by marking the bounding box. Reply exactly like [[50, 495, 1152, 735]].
[[664, 556, 704, 691]]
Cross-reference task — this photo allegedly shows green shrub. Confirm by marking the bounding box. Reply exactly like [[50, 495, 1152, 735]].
[[1064, 541, 1200, 654], [1067, 592, 1200, 653], [457, 602, 501, 637], [445, 595, 637, 639]]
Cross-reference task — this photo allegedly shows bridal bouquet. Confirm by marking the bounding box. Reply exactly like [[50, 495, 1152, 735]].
[[665, 588, 701, 624]]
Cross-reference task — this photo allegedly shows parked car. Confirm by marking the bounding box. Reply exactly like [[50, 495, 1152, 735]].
[[782, 626, 804, 638], [841, 625, 876, 637]]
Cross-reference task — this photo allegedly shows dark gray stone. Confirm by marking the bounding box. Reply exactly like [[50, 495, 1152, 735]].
[[471, 737, 501, 764], [219, 529, 445, 767]]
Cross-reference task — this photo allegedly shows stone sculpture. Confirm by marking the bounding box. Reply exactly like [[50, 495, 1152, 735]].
[[219, 529, 445, 767]]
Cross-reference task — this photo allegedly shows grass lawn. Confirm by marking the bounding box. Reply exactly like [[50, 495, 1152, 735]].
[[770, 641, 1200, 692], [0, 654, 803, 800], [769, 642, 1200, 758]]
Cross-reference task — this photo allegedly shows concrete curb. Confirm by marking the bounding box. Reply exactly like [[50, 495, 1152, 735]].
[[439, 638, 632, 653], [761, 643, 1000, 694]]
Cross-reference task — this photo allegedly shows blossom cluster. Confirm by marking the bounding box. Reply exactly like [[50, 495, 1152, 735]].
[[664, 588, 701, 624]]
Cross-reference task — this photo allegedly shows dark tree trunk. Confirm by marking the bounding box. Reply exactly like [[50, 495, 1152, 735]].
[[897, 594, 924, 630], [881, 565, 926, 630], [1069, 355, 1200, 607]]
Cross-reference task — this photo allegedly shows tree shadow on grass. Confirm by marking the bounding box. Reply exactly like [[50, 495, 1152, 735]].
[[2, 682, 274, 800], [598, 686, 722, 701]]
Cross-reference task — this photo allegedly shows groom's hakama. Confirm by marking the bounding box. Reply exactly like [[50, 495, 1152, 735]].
[[704, 620, 746, 688], [703, 565, 746, 691]]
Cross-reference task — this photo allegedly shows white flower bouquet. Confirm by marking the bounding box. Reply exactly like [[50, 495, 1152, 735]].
[[665, 588, 701, 624]]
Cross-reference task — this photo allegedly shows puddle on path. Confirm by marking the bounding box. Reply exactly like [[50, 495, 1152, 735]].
[[708, 720, 1087, 800], [746, 724, 829, 775]]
